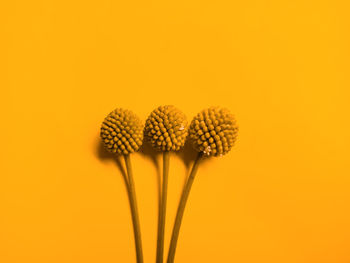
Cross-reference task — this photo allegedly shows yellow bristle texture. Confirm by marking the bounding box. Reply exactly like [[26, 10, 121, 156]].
[[189, 107, 238, 157], [144, 105, 188, 151], [100, 108, 144, 155]]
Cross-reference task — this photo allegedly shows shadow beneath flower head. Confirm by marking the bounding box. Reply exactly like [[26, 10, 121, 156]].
[[175, 139, 197, 170], [96, 137, 128, 183], [96, 135, 162, 210], [137, 138, 205, 198], [138, 140, 162, 207], [96, 135, 209, 191], [175, 139, 210, 186], [95, 133, 211, 206]]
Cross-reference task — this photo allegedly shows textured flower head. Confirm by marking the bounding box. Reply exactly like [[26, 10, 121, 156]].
[[101, 108, 144, 155], [189, 107, 238, 157], [144, 105, 188, 151]]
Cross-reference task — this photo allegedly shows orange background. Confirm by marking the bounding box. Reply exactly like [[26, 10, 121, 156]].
[[1, 0, 350, 262]]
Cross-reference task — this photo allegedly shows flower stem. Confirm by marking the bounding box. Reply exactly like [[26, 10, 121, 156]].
[[124, 154, 144, 263], [156, 151, 170, 263], [167, 152, 203, 263]]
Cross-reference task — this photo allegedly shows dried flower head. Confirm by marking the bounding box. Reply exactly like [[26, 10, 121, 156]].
[[144, 105, 188, 151], [100, 108, 144, 155], [189, 107, 238, 157]]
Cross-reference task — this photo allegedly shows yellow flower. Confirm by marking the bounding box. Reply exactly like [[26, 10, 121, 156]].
[[189, 107, 238, 156], [144, 105, 188, 152], [100, 108, 144, 155], [100, 108, 144, 263], [167, 107, 238, 263]]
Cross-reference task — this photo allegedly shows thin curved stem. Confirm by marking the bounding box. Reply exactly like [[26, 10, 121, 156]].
[[167, 152, 203, 263], [124, 154, 144, 263], [156, 151, 170, 263]]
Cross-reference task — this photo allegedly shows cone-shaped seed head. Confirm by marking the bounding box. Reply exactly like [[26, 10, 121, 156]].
[[101, 108, 144, 155], [144, 105, 188, 151], [189, 107, 238, 157]]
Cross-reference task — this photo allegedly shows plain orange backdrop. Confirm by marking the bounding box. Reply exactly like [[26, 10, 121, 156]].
[[1, 0, 350, 262]]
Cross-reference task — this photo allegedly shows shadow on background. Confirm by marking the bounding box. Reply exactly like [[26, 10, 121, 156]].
[[175, 139, 198, 170], [96, 135, 209, 187], [175, 139, 209, 188], [138, 141, 162, 205], [96, 135, 208, 193], [96, 138, 128, 182], [96, 136, 162, 209], [95, 135, 210, 220], [137, 138, 205, 197]]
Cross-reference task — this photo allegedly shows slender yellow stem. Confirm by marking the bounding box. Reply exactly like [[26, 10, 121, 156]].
[[167, 152, 203, 263], [156, 151, 170, 263], [124, 154, 144, 263]]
